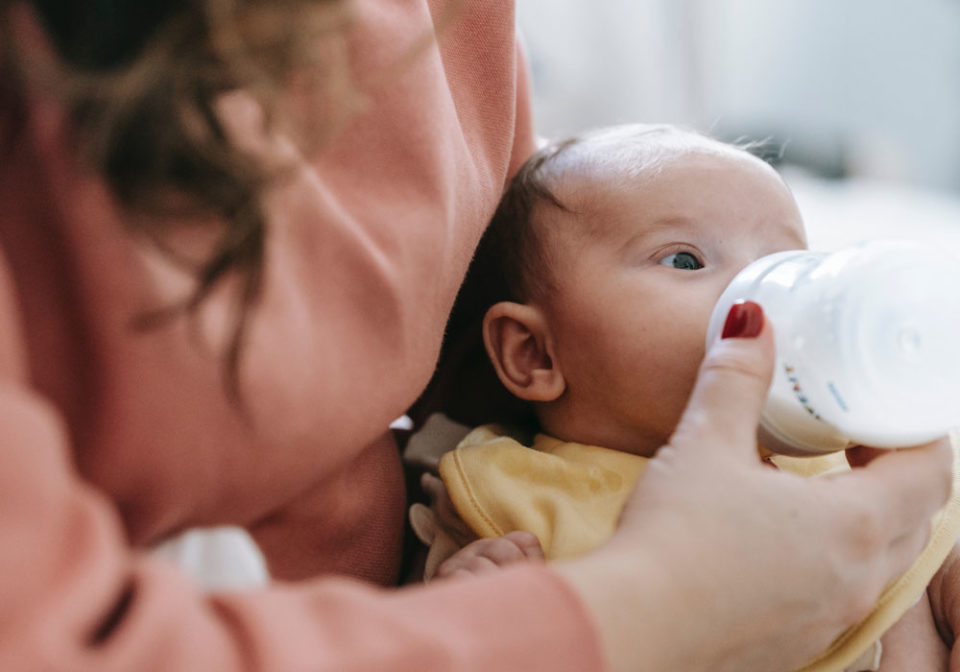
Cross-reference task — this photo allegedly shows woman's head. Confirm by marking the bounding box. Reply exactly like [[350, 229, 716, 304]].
[[0, 0, 354, 398], [481, 124, 807, 455]]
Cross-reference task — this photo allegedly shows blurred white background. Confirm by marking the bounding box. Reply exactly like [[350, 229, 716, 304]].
[[517, 0, 960, 250]]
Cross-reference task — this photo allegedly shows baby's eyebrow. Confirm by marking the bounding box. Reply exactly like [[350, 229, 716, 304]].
[[615, 215, 698, 242], [646, 215, 699, 231], [614, 215, 702, 256]]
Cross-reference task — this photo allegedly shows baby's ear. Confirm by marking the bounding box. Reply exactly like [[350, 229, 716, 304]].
[[482, 302, 565, 402]]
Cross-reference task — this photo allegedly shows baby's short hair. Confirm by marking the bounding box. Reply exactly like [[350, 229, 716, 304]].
[[482, 123, 757, 303]]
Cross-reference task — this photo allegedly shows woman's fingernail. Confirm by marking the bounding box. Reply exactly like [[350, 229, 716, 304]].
[[721, 300, 764, 339]]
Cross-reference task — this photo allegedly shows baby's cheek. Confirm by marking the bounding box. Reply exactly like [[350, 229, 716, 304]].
[[648, 346, 704, 430]]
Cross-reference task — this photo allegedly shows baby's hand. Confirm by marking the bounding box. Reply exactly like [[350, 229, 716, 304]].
[[434, 531, 544, 580]]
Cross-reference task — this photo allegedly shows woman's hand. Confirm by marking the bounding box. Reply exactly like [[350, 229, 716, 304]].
[[555, 302, 953, 672]]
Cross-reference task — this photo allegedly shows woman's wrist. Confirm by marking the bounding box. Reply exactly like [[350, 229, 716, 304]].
[[553, 545, 688, 672]]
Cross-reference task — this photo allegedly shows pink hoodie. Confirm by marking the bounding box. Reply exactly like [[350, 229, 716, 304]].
[[0, 0, 604, 669]]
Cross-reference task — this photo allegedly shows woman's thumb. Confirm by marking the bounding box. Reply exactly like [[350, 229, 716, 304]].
[[670, 301, 776, 459]]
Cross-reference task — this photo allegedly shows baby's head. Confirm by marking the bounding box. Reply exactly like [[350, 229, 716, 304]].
[[481, 124, 807, 456]]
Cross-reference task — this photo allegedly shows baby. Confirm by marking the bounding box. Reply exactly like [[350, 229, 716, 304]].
[[410, 125, 960, 672]]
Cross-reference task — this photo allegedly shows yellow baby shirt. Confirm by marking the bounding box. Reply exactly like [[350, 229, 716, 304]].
[[438, 425, 960, 672]]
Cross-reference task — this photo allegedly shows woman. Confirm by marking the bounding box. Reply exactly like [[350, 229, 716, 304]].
[[0, 1, 952, 671]]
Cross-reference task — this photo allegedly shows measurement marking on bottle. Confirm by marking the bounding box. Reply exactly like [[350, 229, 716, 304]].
[[784, 364, 822, 420], [826, 381, 849, 412]]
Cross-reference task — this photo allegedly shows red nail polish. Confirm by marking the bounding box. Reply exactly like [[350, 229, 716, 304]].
[[721, 300, 764, 339]]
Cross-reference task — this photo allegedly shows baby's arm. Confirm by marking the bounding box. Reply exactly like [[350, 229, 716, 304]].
[[434, 531, 544, 580], [877, 594, 948, 672], [927, 540, 960, 670]]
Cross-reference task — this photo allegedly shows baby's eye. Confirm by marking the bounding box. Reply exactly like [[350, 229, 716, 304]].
[[658, 251, 703, 270]]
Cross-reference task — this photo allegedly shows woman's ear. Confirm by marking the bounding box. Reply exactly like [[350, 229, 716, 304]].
[[482, 302, 565, 402]]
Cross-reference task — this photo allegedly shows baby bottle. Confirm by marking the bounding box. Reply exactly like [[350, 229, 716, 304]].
[[705, 240, 960, 456]]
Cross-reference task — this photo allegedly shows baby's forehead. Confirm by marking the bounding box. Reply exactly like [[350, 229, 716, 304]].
[[530, 130, 793, 253], [536, 132, 748, 230], [546, 127, 755, 198]]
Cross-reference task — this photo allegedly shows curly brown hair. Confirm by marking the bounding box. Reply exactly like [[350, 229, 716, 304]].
[[0, 0, 356, 402]]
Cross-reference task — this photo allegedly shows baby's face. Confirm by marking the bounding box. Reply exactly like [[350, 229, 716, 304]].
[[537, 150, 806, 456]]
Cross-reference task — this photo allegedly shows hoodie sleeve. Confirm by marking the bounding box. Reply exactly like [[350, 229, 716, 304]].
[[0, 299, 603, 672]]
